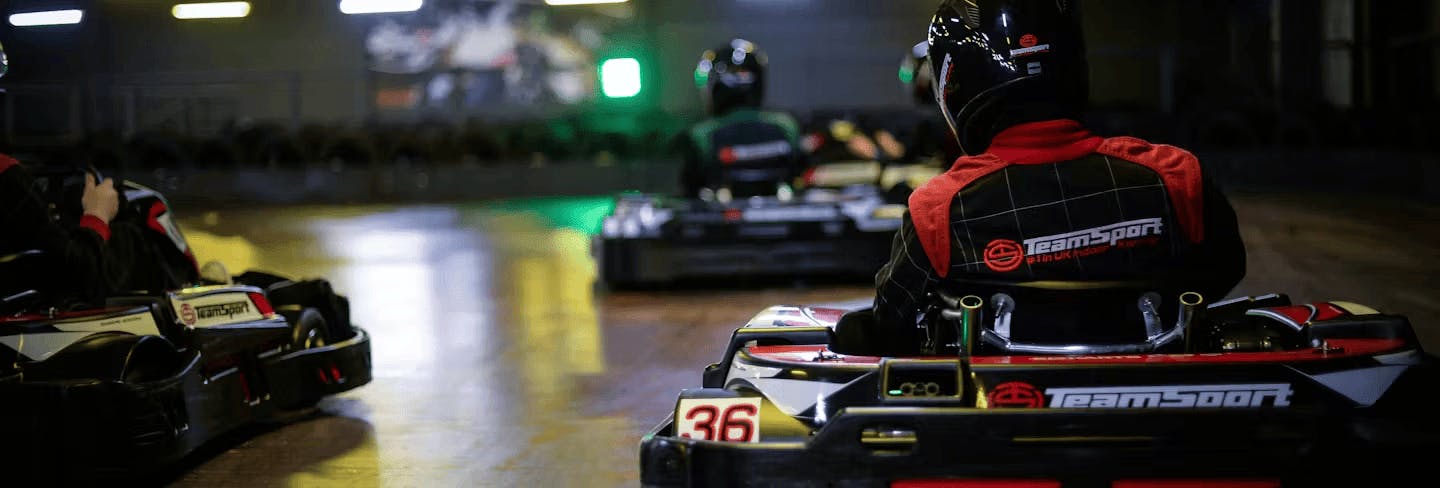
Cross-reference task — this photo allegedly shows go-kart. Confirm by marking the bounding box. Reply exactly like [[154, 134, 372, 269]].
[[595, 182, 906, 288], [594, 130, 940, 289], [639, 284, 1440, 487], [0, 171, 372, 479]]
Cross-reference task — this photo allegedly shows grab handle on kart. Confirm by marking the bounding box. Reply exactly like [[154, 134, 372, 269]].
[[970, 290, 1207, 355]]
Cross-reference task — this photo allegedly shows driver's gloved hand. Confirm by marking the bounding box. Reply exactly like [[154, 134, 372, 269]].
[[80, 173, 119, 226]]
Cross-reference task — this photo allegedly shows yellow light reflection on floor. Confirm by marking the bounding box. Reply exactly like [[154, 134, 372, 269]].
[[181, 228, 261, 275], [169, 201, 630, 486]]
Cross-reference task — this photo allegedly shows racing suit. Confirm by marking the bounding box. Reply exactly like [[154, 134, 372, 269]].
[[678, 109, 806, 199], [0, 155, 126, 303], [863, 119, 1246, 355]]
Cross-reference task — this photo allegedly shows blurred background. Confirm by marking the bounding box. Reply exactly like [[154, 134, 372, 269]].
[[1, 0, 1436, 204], [2, 1, 1438, 486]]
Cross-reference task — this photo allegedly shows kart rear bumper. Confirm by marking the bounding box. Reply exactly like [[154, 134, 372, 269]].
[[599, 234, 891, 285], [0, 327, 371, 479], [639, 406, 1440, 487]]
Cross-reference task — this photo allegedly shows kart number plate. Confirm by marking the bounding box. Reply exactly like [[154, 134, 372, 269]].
[[675, 397, 761, 443]]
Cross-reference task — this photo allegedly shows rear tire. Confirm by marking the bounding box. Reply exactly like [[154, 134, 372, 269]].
[[278, 306, 331, 350]]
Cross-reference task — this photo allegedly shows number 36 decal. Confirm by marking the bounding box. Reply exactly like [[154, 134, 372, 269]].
[[675, 397, 761, 442]]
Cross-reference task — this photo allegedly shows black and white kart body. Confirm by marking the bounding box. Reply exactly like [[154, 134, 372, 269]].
[[639, 291, 1440, 487], [0, 180, 371, 479], [596, 182, 907, 287]]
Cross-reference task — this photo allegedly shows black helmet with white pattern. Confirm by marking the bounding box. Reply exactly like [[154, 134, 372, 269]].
[[694, 39, 768, 116], [927, 0, 1089, 154]]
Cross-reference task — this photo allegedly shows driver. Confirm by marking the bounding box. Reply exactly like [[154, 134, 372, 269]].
[[678, 39, 807, 201], [0, 156, 123, 303], [851, 0, 1246, 356], [0, 41, 130, 303]]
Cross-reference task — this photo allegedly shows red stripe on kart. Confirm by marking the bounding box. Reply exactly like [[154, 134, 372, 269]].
[[746, 339, 1409, 365], [1112, 480, 1280, 488], [893, 480, 1060, 488]]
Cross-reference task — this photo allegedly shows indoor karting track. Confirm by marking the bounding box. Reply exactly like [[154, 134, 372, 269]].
[[156, 192, 1440, 487]]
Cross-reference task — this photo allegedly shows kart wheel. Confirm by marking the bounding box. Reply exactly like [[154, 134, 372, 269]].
[[281, 306, 331, 350]]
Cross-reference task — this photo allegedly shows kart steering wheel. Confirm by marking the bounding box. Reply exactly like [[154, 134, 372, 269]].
[[26, 163, 108, 226]]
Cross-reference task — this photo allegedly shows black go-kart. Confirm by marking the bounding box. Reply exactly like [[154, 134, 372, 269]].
[[595, 148, 942, 289], [0, 169, 372, 479], [639, 284, 1440, 487]]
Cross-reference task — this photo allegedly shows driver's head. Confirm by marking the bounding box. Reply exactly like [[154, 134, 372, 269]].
[[899, 40, 933, 107], [927, 0, 1089, 155], [0, 40, 8, 79], [695, 39, 767, 116]]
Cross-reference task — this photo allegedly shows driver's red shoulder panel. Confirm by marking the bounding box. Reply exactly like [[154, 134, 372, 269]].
[[0, 154, 17, 174], [1095, 136, 1205, 245], [908, 124, 1205, 278], [907, 153, 1009, 277]]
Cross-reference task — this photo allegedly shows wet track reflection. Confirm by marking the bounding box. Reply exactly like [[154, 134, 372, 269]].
[[162, 193, 1439, 487]]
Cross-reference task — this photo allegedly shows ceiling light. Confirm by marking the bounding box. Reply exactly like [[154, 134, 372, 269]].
[[9, 10, 84, 27]]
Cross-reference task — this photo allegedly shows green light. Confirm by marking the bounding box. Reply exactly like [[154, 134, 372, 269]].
[[898, 66, 914, 84], [694, 69, 708, 90], [601, 58, 642, 98], [887, 389, 904, 396], [478, 195, 616, 235]]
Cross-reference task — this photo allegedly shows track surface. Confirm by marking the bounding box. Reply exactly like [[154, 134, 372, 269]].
[[156, 193, 1439, 487]]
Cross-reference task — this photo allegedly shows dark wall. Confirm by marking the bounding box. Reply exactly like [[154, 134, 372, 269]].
[[637, 0, 937, 116], [103, 0, 369, 125], [0, 0, 1435, 152], [1, 0, 1278, 126]]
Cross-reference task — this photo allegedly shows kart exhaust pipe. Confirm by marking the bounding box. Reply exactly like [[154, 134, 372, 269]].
[[937, 294, 983, 355], [1179, 292, 1205, 353], [957, 295, 983, 355]]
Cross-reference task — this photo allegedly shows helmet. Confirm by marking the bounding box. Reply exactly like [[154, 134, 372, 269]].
[[694, 39, 767, 116], [927, 0, 1089, 154], [899, 40, 933, 106]]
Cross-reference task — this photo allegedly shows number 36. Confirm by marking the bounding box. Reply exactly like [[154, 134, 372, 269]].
[[678, 400, 759, 442]]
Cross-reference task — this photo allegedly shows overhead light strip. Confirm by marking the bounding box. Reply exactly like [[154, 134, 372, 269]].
[[545, 0, 629, 5], [339, 0, 424, 15], [172, 2, 253, 19], [9, 9, 85, 27]]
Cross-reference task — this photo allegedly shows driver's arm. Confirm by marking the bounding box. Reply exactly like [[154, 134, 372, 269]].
[[1189, 174, 1247, 300], [871, 212, 943, 356], [0, 157, 116, 302]]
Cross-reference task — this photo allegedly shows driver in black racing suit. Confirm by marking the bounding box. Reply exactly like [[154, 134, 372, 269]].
[[835, 0, 1247, 356], [0, 42, 353, 338], [0, 41, 151, 304], [678, 39, 807, 201]]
